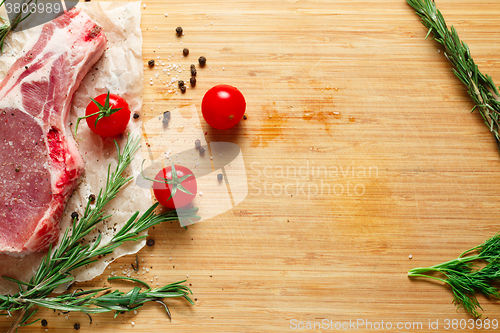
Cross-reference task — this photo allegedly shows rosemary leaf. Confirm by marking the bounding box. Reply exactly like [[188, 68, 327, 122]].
[[406, 0, 500, 152], [0, 0, 37, 52], [1, 135, 199, 331]]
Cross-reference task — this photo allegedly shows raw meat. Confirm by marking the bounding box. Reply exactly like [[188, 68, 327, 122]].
[[0, 9, 107, 254]]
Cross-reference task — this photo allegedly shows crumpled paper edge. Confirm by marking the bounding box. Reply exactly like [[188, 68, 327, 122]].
[[0, 2, 150, 295]]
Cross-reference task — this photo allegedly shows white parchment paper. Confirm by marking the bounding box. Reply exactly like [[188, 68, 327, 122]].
[[0, 2, 149, 295]]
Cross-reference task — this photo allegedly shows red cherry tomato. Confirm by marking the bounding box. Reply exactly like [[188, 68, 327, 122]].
[[152, 165, 197, 209], [201, 84, 246, 130], [85, 92, 131, 137]]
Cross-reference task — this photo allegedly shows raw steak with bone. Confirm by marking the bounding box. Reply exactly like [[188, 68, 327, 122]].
[[0, 9, 106, 254]]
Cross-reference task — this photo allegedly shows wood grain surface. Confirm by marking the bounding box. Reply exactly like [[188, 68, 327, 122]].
[[3, 0, 500, 332]]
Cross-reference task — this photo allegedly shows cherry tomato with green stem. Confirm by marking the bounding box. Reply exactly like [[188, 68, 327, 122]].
[[150, 164, 197, 209], [74, 91, 131, 138]]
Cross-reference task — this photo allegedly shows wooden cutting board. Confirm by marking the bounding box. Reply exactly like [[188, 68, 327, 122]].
[[3, 0, 500, 331]]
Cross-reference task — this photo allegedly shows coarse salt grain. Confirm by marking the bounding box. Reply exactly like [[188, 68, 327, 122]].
[[165, 13, 168, 17]]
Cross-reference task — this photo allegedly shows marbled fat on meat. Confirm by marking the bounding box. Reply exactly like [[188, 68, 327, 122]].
[[0, 9, 107, 254]]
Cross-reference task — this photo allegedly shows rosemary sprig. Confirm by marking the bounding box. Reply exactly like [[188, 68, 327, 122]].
[[406, 0, 500, 152], [0, 0, 8, 51], [0, 0, 37, 52], [408, 233, 500, 317], [0, 135, 199, 332]]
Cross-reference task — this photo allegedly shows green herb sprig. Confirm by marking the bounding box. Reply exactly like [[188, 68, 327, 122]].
[[406, 0, 500, 152], [0, 0, 37, 52], [408, 233, 500, 317], [0, 135, 199, 332]]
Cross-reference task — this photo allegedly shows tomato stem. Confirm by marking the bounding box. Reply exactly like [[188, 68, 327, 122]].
[[74, 111, 102, 138], [140, 160, 194, 203]]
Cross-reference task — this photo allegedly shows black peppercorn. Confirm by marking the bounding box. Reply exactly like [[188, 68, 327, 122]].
[[243, 114, 247, 120], [15, 167, 20, 172], [195, 139, 201, 149], [190, 77, 196, 86], [147, 239, 155, 247], [89, 194, 96, 204], [217, 173, 223, 182], [71, 212, 79, 220], [198, 56, 206, 66], [178, 80, 185, 87], [148, 59, 155, 67], [190, 67, 197, 77], [176, 26, 183, 36], [199, 147, 205, 155], [163, 111, 171, 125], [133, 112, 140, 119], [183, 48, 189, 56], [180, 85, 186, 93], [41, 319, 48, 327], [74, 323, 81, 330]]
